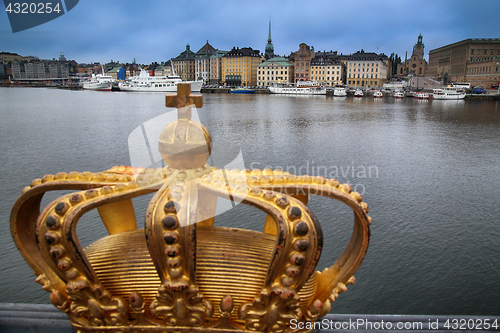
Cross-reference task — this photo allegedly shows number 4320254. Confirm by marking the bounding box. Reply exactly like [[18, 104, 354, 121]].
[[5, 3, 62, 14]]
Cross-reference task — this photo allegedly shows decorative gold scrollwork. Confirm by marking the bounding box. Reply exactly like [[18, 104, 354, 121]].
[[239, 288, 302, 332], [150, 283, 213, 327]]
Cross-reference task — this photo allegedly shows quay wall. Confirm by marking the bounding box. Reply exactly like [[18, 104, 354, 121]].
[[1, 303, 500, 332]]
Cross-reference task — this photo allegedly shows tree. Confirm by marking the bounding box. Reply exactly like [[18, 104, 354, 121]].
[[389, 53, 402, 76]]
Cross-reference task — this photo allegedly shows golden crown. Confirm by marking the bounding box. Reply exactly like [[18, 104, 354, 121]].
[[11, 84, 371, 333]]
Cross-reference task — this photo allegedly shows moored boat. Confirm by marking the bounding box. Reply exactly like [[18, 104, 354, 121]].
[[269, 81, 326, 95], [83, 67, 115, 91], [230, 88, 255, 94], [393, 91, 405, 98], [432, 87, 466, 100], [373, 90, 383, 98], [354, 89, 363, 97], [414, 92, 431, 99], [333, 86, 347, 97], [119, 69, 202, 92]]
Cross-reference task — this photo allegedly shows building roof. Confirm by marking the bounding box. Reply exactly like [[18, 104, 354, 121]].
[[224, 47, 261, 57], [429, 38, 500, 54], [173, 44, 196, 60], [257, 57, 292, 67], [196, 41, 217, 56], [311, 57, 342, 66], [344, 50, 387, 61], [210, 50, 228, 58]]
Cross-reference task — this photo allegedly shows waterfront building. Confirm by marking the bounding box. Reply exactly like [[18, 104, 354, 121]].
[[195, 41, 217, 84], [292, 43, 315, 82], [264, 18, 275, 59], [11, 60, 68, 80], [344, 50, 389, 88], [221, 47, 264, 86], [156, 60, 173, 77], [397, 34, 428, 76], [466, 56, 500, 88], [428, 38, 500, 87], [257, 57, 293, 86], [172, 44, 196, 81], [310, 57, 343, 86], [209, 50, 228, 85], [154, 65, 164, 77], [0, 63, 11, 80]]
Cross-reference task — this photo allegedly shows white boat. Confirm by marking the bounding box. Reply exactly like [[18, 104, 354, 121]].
[[269, 81, 326, 95], [333, 86, 347, 97], [354, 89, 363, 97], [373, 90, 383, 98], [393, 91, 405, 98], [82, 68, 115, 91], [119, 69, 203, 92], [432, 87, 466, 100], [414, 92, 431, 99]]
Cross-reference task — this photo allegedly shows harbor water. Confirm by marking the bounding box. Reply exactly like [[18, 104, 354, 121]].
[[0, 87, 499, 316]]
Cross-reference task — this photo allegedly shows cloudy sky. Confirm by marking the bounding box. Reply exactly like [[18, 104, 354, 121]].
[[1, 0, 499, 64]]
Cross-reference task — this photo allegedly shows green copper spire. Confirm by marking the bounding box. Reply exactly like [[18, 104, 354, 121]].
[[265, 16, 274, 58]]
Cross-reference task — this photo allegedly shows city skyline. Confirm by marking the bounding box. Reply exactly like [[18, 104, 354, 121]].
[[1, 0, 499, 64]]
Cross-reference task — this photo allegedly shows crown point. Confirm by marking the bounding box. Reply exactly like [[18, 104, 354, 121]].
[[293, 239, 309, 252], [290, 253, 305, 266], [45, 215, 60, 229], [288, 206, 302, 220], [42, 174, 55, 183], [162, 215, 179, 229], [276, 196, 290, 208], [294, 222, 309, 236]]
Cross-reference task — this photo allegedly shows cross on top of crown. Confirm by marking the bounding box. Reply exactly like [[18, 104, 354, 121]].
[[165, 83, 203, 120]]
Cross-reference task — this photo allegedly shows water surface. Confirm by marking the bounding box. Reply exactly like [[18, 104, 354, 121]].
[[1, 88, 499, 316]]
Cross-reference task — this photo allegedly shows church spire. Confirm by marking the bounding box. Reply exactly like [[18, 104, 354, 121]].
[[265, 16, 274, 59], [268, 17, 272, 44]]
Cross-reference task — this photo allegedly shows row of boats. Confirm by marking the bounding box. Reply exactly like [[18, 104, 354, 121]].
[[82, 69, 203, 93], [83, 72, 466, 100], [269, 81, 466, 100]]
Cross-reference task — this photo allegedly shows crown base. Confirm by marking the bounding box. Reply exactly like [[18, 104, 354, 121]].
[[71, 323, 315, 333], [84, 225, 318, 328]]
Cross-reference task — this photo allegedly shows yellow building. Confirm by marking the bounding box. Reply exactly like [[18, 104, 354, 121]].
[[221, 47, 264, 86], [257, 57, 294, 86], [345, 50, 389, 88], [310, 58, 343, 86]]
